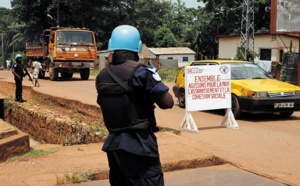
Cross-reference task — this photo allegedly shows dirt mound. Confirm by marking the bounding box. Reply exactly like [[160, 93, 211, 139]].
[[0, 81, 102, 119]]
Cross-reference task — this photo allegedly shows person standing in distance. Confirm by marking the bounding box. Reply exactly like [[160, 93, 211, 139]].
[[95, 25, 174, 186], [6, 58, 11, 71], [32, 61, 42, 87], [11, 54, 27, 102]]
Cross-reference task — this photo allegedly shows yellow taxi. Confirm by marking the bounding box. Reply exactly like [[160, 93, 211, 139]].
[[173, 60, 300, 118]]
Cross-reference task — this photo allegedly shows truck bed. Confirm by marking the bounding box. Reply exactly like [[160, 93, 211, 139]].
[[26, 42, 44, 57]]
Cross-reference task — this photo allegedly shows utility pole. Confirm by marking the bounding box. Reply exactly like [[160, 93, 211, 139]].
[[1, 32, 3, 66], [240, 0, 254, 61]]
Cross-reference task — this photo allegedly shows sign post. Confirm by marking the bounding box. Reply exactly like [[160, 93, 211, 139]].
[[221, 108, 239, 129], [180, 65, 239, 132]]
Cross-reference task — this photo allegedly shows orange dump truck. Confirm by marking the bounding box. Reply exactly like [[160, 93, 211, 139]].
[[26, 27, 97, 81]]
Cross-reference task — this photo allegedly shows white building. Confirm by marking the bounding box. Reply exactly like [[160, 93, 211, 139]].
[[218, 33, 299, 62], [148, 47, 196, 67], [97, 45, 158, 70]]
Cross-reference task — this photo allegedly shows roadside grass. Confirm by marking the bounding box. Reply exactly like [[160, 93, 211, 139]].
[[56, 170, 95, 185], [90, 69, 100, 76], [6, 148, 59, 162], [90, 68, 179, 82], [158, 68, 179, 82], [89, 119, 108, 133]]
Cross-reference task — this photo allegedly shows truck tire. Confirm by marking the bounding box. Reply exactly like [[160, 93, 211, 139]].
[[61, 72, 73, 79], [80, 68, 90, 80], [49, 64, 58, 81], [38, 70, 45, 79]]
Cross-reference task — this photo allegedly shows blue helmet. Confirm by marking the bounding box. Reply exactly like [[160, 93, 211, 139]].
[[108, 25, 142, 52], [15, 54, 22, 60]]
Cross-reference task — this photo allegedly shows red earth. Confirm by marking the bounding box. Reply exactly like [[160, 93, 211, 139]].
[[0, 70, 300, 185]]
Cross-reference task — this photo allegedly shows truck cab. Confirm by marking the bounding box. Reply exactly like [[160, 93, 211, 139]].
[[27, 26, 97, 81]]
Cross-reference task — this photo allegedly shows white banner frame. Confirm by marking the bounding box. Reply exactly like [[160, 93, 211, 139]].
[[180, 65, 239, 132]]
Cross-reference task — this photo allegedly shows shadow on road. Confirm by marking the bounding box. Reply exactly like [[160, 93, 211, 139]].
[[203, 109, 300, 122], [41, 77, 95, 82]]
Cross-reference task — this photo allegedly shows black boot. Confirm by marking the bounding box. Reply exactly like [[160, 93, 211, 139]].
[[18, 97, 27, 103]]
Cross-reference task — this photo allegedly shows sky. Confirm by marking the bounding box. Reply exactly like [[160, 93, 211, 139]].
[[0, 0, 204, 9], [171, 0, 204, 8], [0, 0, 11, 9]]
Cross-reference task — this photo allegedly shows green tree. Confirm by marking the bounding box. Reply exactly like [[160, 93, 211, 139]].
[[181, 8, 213, 59], [8, 0, 271, 59], [253, 0, 270, 33], [127, 0, 174, 47], [153, 26, 179, 47], [10, 0, 131, 45], [234, 48, 258, 62], [0, 7, 11, 62], [162, 0, 198, 42], [196, 0, 269, 58], [9, 0, 183, 49], [0, 7, 25, 61], [8, 23, 26, 52]]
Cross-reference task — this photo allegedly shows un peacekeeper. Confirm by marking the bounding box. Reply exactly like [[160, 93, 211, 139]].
[[95, 25, 174, 186], [11, 54, 27, 102]]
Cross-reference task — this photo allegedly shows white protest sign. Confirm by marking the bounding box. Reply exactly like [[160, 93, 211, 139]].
[[185, 65, 231, 112], [180, 65, 238, 132]]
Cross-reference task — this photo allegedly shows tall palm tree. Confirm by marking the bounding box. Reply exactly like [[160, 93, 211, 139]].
[[7, 23, 26, 52], [0, 7, 26, 59]]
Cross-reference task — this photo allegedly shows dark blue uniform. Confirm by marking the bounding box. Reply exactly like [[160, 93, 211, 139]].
[[97, 58, 171, 185], [12, 62, 25, 101]]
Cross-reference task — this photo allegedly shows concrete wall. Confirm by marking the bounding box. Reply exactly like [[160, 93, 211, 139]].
[[159, 59, 178, 69], [158, 54, 195, 67]]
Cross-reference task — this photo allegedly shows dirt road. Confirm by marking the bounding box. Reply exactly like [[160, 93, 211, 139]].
[[0, 70, 300, 185]]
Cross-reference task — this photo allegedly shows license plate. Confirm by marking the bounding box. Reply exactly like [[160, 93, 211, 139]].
[[72, 62, 81, 66], [274, 102, 294, 108]]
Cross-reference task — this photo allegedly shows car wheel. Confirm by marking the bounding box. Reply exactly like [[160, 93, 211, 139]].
[[279, 111, 293, 118], [231, 94, 242, 119], [178, 89, 185, 108]]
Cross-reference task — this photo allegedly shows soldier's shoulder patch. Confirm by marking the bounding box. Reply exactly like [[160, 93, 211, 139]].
[[147, 67, 161, 81]]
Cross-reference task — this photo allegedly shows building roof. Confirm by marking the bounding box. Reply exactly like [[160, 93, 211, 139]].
[[218, 32, 300, 39], [139, 44, 156, 59], [97, 45, 156, 59], [148, 47, 196, 55]]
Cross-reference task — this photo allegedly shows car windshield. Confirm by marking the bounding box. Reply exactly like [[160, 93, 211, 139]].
[[56, 31, 94, 46], [222, 63, 273, 80]]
